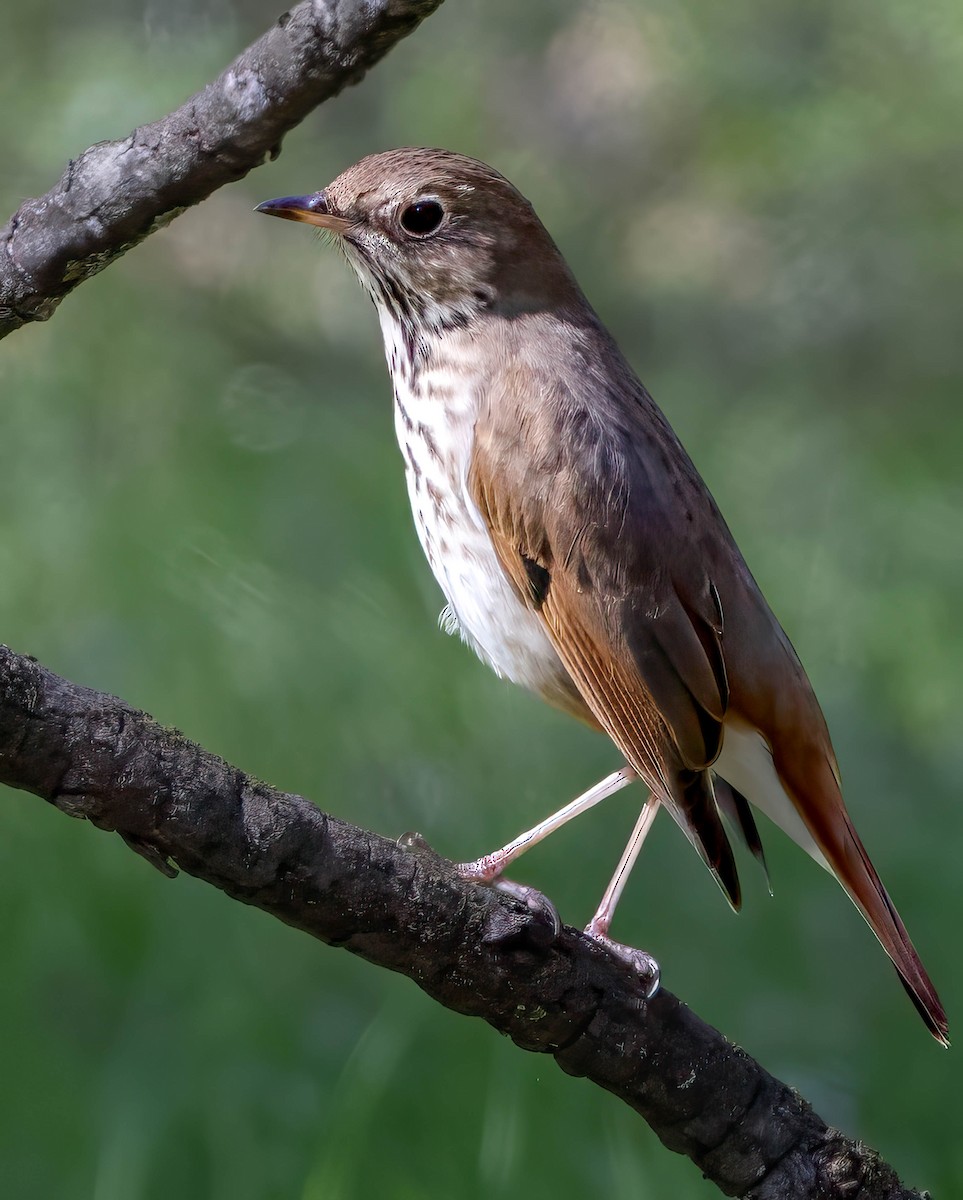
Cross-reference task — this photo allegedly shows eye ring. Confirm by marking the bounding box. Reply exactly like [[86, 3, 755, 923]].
[[399, 199, 445, 238]]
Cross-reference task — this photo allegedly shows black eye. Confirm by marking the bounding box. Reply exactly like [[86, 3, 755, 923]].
[[400, 200, 445, 237]]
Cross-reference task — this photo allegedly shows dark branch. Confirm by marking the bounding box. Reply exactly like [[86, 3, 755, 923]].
[[0, 0, 444, 340], [0, 645, 928, 1199]]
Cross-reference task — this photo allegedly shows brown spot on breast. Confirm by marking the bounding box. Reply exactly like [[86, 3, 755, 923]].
[[417, 422, 443, 463], [426, 478, 448, 509], [403, 439, 423, 483], [396, 396, 413, 430]]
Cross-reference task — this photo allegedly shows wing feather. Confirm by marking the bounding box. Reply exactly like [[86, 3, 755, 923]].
[[470, 390, 742, 907]]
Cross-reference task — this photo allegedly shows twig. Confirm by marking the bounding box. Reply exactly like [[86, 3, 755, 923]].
[[0, 0, 445, 339], [0, 644, 928, 1200]]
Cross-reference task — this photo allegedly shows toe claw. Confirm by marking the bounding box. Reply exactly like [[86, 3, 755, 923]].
[[493, 878, 562, 939], [470, 875, 562, 948], [457, 855, 562, 947], [584, 927, 660, 998]]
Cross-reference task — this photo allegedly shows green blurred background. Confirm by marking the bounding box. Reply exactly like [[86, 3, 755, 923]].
[[2, 0, 961, 1195]]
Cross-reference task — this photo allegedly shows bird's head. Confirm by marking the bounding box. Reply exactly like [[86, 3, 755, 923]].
[[256, 147, 580, 331]]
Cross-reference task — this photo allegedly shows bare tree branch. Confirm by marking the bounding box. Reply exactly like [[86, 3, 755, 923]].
[[0, 644, 929, 1200], [0, 0, 445, 340]]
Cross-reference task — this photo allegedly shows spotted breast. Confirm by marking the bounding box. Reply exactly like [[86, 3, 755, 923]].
[[381, 312, 574, 710]]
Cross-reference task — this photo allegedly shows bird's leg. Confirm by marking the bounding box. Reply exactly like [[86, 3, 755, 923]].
[[458, 766, 637, 883], [583, 795, 662, 997], [458, 768, 638, 938]]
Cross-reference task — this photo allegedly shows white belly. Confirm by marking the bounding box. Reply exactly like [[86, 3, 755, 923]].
[[389, 342, 567, 700]]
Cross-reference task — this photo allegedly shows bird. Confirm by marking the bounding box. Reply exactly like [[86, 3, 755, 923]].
[[256, 147, 948, 1043]]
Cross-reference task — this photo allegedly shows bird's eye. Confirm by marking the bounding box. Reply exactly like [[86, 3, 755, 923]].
[[400, 200, 445, 237]]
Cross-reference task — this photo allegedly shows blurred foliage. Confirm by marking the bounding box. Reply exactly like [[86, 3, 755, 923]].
[[2, 0, 962, 1196]]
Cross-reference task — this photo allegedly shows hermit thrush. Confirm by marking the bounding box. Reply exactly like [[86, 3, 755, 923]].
[[257, 148, 947, 1042]]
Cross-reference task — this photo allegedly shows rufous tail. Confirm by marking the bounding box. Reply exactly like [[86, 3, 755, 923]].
[[789, 756, 949, 1045], [831, 811, 948, 1045]]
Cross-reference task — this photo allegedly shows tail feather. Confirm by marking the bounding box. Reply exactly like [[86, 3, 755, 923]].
[[834, 812, 949, 1046], [714, 775, 771, 892], [666, 770, 742, 912], [782, 753, 948, 1045]]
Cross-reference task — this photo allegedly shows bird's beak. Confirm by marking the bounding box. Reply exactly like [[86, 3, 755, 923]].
[[255, 191, 351, 233]]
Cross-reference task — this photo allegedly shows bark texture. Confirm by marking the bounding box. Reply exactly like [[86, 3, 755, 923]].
[[0, 644, 929, 1200], [0, 0, 445, 339]]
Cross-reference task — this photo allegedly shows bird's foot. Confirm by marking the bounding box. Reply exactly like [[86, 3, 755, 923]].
[[489, 877, 562, 939], [457, 860, 562, 944], [583, 918, 661, 999]]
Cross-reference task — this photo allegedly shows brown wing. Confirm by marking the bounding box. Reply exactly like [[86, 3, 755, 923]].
[[470, 368, 743, 908]]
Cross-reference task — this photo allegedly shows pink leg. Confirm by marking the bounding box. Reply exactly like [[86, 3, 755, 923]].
[[458, 767, 637, 882], [584, 796, 662, 997]]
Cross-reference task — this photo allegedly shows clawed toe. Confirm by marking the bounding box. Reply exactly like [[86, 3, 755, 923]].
[[583, 923, 660, 998], [491, 877, 562, 938], [458, 863, 562, 945]]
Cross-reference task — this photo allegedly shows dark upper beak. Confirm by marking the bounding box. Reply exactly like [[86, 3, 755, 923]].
[[255, 191, 351, 233]]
